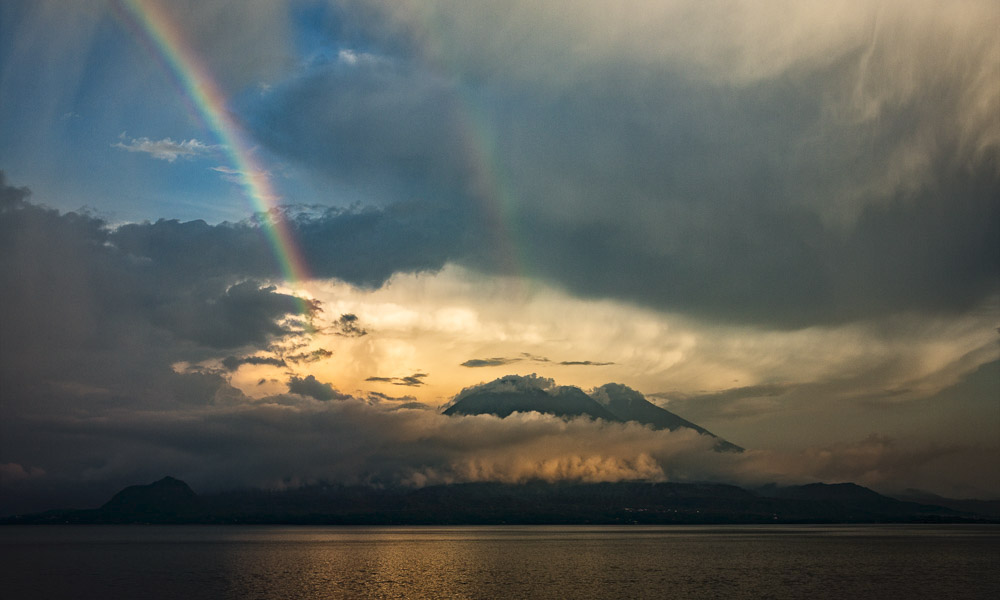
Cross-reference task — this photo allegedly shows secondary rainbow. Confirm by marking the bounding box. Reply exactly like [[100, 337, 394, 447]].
[[113, 0, 311, 291]]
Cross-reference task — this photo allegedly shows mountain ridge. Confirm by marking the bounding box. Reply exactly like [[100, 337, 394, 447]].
[[4, 477, 994, 525]]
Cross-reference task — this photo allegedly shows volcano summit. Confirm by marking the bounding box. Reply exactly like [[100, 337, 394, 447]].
[[443, 375, 742, 452]]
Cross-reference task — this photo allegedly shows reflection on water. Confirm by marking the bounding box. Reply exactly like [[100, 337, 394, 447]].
[[1, 525, 997, 599]]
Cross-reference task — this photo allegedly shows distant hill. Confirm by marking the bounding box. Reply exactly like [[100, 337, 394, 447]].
[[894, 490, 1000, 519], [4, 477, 993, 525], [444, 375, 742, 452], [99, 476, 202, 521]]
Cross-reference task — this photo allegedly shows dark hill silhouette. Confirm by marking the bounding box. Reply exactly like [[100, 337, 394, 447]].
[[96, 476, 201, 522], [4, 477, 992, 525], [894, 490, 1000, 519]]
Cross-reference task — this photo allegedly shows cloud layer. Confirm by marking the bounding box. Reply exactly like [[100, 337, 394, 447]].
[[217, 0, 1000, 328]]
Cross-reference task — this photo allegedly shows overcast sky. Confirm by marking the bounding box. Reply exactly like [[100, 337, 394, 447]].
[[1, 0, 997, 513]]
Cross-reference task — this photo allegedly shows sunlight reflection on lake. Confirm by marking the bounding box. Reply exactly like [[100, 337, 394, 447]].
[[2, 525, 997, 599]]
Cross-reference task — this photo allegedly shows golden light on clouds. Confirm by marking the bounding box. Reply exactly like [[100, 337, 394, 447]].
[[206, 265, 1000, 453]]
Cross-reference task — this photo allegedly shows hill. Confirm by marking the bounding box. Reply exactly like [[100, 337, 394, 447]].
[[4, 478, 992, 525]]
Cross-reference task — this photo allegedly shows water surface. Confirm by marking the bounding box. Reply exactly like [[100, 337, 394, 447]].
[[2, 524, 997, 599]]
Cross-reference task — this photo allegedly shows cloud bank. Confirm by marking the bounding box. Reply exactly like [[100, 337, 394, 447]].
[[5, 389, 996, 515], [231, 0, 1000, 328]]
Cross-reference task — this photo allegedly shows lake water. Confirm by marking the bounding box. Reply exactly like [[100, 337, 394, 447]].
[[1, 525, 997, 599]]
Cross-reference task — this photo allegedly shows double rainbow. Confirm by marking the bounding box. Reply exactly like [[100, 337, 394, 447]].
[[112, 0, 311, 293]]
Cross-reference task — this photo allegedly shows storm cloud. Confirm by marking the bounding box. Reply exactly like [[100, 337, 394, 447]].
[[287, 374, 349, 401], [233, 0, 1000, 328]]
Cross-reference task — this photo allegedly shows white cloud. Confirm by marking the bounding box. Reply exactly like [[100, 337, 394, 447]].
[[337, 48, 383, 67], [114, 135, 219, 162], [241, 267, 1000, 452]]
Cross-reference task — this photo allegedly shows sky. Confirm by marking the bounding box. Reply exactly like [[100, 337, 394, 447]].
[[1, 0, 998, 513]]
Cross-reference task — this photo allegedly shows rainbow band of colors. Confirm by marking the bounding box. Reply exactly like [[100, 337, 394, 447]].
[[113, 0, 312, 297]]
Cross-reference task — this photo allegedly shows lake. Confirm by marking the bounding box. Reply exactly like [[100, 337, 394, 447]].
[[1, 525, 997, 599]]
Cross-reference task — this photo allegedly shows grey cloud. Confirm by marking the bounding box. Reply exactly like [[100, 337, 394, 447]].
[[397, 373, 428, 387], [287, 375, 349, 401], [247, 52, 473, 205], [333, 313, 367, 337], [0, 171, 30, 207], [734, 435, 1000, 500], [393, 401, 431, 411], [239, 2, 998, 328], [656, 384, 794, 422], [366, 391, 416, 403], [461, 357, 522, 368], [560, 361, 614, 367], [5, 394, 995, 515], [113, 0, 294, 92], [462, 356, 612, 368], [0, 174, 330, 455], [461, 354, 553, 368], [155, 281, 307, 349], [365, 373, 428, 387], [0, 395, 718, 511], [520, 353, 550, 363], [108, 202, 461, 292], [286, 348, 333, 364], [221, 355, 288, 372]]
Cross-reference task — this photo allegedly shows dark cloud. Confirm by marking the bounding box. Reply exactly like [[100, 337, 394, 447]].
[[286, 375, 349, 401], [236, 5, 999, 329], [285, 348, 333, 364], [109, 202, 462, 292], [5, 393, 994, 515], [366, 373, 428, 387], [366, 391, 419, 404], [0, 171, 30, 207], [221, 355, 288, 372], [461, 354, 549, 368], [246, 52, 474, 206], [333, 313, 367, 337], [559, 360, 614, 367], [462, 355, 611, 368], [654, 385, 794, 423], [461, 357, 522, 368], [156, 281, 307, 349], [0, 175, 330, 502], [398, 373, 428, 387]]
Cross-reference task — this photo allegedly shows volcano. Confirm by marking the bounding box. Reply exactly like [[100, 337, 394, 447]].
[[444, 375, 742, 452]]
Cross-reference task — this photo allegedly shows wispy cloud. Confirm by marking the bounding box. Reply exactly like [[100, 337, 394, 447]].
[[461, 357, 522, 368], [366, 373, 429, 387], [333, 313, 367, 337], [114, 135, 219, 162], [461, 354, 612, 368], [560, 360, 615, 367]]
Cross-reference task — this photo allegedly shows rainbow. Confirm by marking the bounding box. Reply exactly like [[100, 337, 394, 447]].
[[111, 0, 312, 304]]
